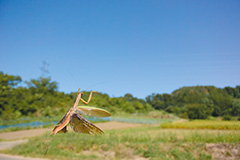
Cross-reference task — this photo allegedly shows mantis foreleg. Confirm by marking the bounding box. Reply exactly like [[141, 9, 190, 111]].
[[80, 91, 97, 104]]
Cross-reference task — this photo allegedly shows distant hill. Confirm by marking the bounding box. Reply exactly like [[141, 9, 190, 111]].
[[146, 85, 240, 119]]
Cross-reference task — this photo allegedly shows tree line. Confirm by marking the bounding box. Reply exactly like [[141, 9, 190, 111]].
[[0, 71, 239, 120], [0, 71, 152, 120], [146, 86, 240, 119]]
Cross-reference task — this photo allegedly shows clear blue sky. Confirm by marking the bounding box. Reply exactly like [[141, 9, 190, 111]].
[[1, 0, 240, 98]]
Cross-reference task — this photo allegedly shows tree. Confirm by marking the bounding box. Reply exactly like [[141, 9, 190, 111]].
[[224, 86, 240, 98], [0, 71, 22, 90], [186, 104, 213, 119], [124, 93, 134, 101], [232, 99, 240, 116], [25, 77, 58, 94], [0, 72, 22, 117]]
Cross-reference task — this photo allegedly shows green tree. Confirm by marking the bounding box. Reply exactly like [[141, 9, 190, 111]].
[[0, 71, 22, 118], [186, 104, 213, 119], [232, 99, 240, 116], [124, 93, 134, 102], [26, 77, 58, 94]]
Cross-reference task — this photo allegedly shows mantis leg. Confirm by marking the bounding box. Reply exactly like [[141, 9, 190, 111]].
[[80, 91, 97, 104]]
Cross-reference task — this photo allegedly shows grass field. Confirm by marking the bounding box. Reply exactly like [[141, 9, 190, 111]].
[[3, 125, 240, 160], [161, 120, 240, 130]]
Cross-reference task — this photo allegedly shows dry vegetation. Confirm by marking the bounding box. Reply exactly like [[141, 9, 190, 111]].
[[161, 120, 240, 130], [3, 124, 240, 160]]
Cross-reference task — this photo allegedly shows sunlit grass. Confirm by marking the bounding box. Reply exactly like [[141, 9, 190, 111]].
[[111, 117, 174, 124], [111, 110, 178, 124], [161, 120, 240, 130], [4, 126, 240, 160]]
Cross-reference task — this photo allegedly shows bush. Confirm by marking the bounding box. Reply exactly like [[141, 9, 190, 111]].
[[178, 112, 188, 119], [223, 115, 232, 121], [186, 104, 213, 119]]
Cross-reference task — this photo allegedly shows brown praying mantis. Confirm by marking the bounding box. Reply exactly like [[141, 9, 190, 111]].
[[52, 88, 111, 135]]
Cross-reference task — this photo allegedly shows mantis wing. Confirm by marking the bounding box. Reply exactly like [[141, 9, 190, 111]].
[[76, 106, 111, 117], [70, 113, 103, 135], [52, 112, 70, 135]]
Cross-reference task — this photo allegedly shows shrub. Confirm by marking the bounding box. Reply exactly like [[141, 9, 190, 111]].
[[223, 115, 232, 121], [186, 104, 213, 119]]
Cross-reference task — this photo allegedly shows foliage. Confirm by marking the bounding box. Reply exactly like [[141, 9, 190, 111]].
[[1, 71, 239, 120], [224, 86, 240, 98], [147, 86, 240, 119], [0, 72, 153, 120], [222, 115, 232, 121], [186, 104, 213, 119], [232, 99, 240, 116]]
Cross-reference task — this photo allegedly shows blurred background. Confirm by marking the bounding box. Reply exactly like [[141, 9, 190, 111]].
[[0, 1, 240, 160]]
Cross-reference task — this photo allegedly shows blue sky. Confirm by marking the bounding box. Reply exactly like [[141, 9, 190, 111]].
[[1, 0, 240, 98]]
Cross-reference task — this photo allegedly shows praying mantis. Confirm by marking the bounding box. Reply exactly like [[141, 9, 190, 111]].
[[52, 88, 111, 135]]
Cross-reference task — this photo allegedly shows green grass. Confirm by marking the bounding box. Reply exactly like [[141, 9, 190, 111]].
[[3, 126, 240, 160], [161, 120, 240, 130], [111, 116, 174, 124], [114, 110, 178, 119], [111, 110, 178, 124]]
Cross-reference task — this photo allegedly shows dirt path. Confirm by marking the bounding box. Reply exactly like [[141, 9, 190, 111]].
[[0, 139, 28, 150], [0, 128, 52, 141], [0, 122, 142, 141], [0, 153, 49, 160]]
